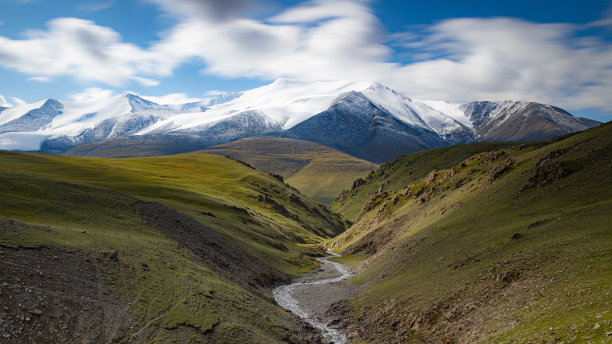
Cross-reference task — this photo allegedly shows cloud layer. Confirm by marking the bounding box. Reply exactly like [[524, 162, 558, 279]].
[[0, 17, 160, 86], [0, 0, 611, 112], [0, 94, 26, 107]]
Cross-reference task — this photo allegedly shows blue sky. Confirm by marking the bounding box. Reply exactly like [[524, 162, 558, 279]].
[[0, 0, 611, 121]]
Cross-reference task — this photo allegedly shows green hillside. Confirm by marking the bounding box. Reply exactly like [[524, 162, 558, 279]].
[[331, 142, 518, 221], [0, 152, 346, 343], [199, 137, 378, 205], [327, 123, 612, 343]]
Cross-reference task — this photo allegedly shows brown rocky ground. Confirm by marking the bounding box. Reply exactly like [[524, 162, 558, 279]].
[[133, 201, 289, 291], [0, 245, 132, 344], [0, 210, 323, 344]]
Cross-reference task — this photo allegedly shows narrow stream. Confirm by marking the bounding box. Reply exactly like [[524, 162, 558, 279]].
[[273, 252, 352, 344]]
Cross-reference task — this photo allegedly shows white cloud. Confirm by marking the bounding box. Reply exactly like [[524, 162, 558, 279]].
[[0, 95, 26, 107], [131, 76, 161, 87], [69, 87, 115, 102], [149, 0, 389, 81], [27, 76, 51, 82], [0, 95, 10, 107], [0, 0, 611, 113], [204, 90, 232, 96], [389, 18, 612, 111], [269, 0, 371, 23], [147, 0, 612, 111], [0, 18, 159, 86], [11, 97, 27, 106], [144, 0, 251, 21]]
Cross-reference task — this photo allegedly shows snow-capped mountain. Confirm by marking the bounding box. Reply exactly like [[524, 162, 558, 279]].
[[0, 79, 600, 162], [0, 93, 178, 151], [460, 101, 600, 142], [280, 91, 449, 162]]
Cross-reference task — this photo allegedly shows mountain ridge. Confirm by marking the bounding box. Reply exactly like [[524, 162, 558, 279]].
[[0, 80, 600, 163]]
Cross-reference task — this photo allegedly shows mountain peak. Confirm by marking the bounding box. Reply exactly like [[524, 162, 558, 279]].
[[42, 99, 63, 108], [366, 81, 388, 90], [122, 93, 162, 111], [363, 82, 412, 102], [123, 93, 151, 102], [332, 90, 371, 107]]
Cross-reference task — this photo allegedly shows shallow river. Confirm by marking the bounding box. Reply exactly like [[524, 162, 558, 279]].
[[273, 252, 352, 344]]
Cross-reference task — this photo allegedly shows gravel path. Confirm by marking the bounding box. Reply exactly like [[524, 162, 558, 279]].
[[273, 253, 358, 344]]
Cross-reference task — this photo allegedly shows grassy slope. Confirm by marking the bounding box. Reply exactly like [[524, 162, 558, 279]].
[[331, 142, 518, 221], [0, 152, 346, 343], [329, 124, 612, 343], [199, 137, 378, 205]]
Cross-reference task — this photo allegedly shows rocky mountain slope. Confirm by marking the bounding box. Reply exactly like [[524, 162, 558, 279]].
[[328, 122, 611, 343], [279, 91, 449, 163], [0, 80, 599, 163], [460, 101, 600, 142], [199, 137, 378, 204], [0, 151, 349, 343]]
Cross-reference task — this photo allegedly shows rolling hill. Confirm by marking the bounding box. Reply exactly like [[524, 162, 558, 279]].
[[327, 123, 611, 343], [0, 151, 348, 343], [198, 137, 378, 205]]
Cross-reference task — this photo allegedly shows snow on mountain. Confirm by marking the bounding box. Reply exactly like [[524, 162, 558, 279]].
[[61, 94, 173, 134], [281, 90, 449, 163], [231, 79, 374, 130], [359, 83, 428, 129], [161, 92, 243, 113], [0, 93, 177, 151], [0, 79, 600, 155], [144, 79, 470, 138], [0, 99, 48, 126], [0, 99, 63, 134], [418, 100, 472, 128], [205, 92, 243, 107], [138, 79, 374, 135], [407, 102, 476, 144], [461, 101, 600, 142], [0, 132, 50, 151], [357, 83, 475, 144]]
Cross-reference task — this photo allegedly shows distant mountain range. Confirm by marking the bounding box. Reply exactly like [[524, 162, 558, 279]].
[[0, 79, 600, 162]]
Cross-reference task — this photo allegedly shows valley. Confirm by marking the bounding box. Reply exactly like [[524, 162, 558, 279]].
[[0, 101, 609, 343], [198, 137, 378, 205], [0, 152, 347, 343], [273, 252, 354, 344], [1, 0, 611, 342]]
